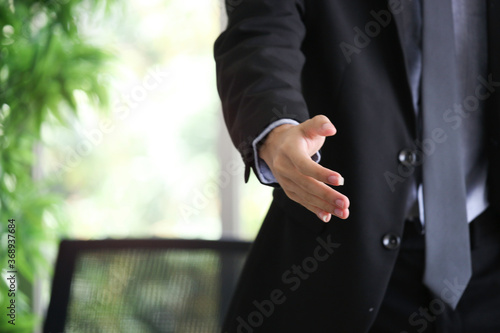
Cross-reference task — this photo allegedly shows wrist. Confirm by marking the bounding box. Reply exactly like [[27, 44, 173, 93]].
[[259, 124, 295, 163]]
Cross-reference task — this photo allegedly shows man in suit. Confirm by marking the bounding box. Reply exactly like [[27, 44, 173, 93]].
[[214, 0, 500, 331]]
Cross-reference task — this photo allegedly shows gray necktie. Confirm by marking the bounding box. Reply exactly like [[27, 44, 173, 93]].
[[421, 0, 471, 309]]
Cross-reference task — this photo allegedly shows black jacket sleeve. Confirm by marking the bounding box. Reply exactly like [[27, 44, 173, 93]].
[[214, 0, 310, 182]]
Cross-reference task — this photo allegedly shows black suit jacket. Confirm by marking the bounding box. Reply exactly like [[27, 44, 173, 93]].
[[214, 0, 500, 331]]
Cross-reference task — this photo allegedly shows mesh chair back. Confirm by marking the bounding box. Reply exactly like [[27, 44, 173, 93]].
[[44, 239, 250, 333]]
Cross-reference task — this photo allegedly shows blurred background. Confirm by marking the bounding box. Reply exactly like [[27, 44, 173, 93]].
[[0, 0, 272, 331]]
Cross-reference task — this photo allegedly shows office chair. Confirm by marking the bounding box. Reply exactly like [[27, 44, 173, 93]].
[[44, 238, 250, 333]]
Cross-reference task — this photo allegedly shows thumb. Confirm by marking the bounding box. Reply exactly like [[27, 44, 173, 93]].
[[301, 115, 337, 139]]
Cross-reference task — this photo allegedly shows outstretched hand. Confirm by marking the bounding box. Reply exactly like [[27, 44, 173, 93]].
[[259, 115, 350, 222]]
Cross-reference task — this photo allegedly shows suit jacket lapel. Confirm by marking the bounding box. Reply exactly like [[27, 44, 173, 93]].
[[488, 0, 500, 128], [390, 0, 422, 117], [486, 0, 500, 210]]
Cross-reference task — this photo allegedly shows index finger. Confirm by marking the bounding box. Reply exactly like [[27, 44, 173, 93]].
[[289, 150, 344, 186]]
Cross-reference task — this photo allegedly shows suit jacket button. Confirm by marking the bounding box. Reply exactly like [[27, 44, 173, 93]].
[[382, 233, 401, 250], [398, 149, 419, 167]]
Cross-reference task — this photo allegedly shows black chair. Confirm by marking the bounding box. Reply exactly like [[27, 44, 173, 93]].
[[44, 239, 251, 333]]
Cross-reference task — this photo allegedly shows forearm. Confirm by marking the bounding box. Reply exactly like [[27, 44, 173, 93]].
[[214, 0, 310, 170]]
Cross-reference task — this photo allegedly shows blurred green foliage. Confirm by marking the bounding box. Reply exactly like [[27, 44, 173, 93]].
[[0, 0, 113, 331]]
